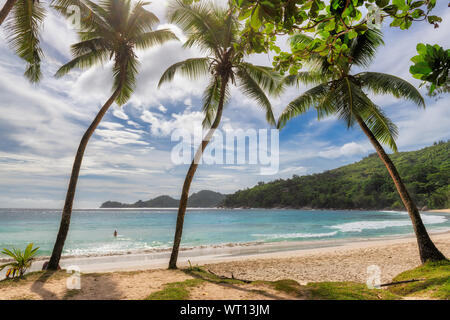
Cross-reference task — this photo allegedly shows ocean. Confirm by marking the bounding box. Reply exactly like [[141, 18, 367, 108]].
[[0, 208, 448, 257]]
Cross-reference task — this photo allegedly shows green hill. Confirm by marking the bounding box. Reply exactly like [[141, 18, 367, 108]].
[[221, 141, 450, 210], [101, 190, 226, 208]]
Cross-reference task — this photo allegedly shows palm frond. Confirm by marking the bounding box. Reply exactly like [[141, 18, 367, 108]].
[[55, 49, 109, 77], [240, 62, 282, 96], [356, 72, 425, 108], [113, 53, 139, 105], [361, 102, 399, 152], [236, 67, 276, 126], [158, 57, 211, 87], [126, 1, 159, 35], [70, 37, 109, 57], [5, 0, 46, 82], [202, 76, 228, 129], [348, 29, 384, 68], [278, 82, 331, 129], [134, 29, 178, 50], [51, 0, 110, 34], [282, 72, 330, 88], [167, 0, 220, 54]]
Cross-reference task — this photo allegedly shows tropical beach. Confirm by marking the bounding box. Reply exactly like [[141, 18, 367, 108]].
[[1, 231, 449, 300], [0, 0, 449, 308]]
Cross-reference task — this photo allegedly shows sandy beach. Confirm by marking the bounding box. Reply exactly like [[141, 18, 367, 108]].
[[0, 231, 448, 300], [428, 209, 450, 214]]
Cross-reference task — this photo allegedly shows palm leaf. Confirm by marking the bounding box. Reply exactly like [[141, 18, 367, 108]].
[[282, 72, 330, 88], [201, 76, 230, 128], [113, 53, 139, 105], [126, 1, 159, 35], [278, 82, 331, 129], [361, 102, 399, 152], [134, 29, 178, 50], [236, 67, 276, 126], [240, 62, 282, 96], [348, 29, 384, 69], [55, 49, 109, 77], [356, 72, 425, 108], [168, 0, 221, 54], [5, 0, 46, 82], [158, 57, 211, 87]]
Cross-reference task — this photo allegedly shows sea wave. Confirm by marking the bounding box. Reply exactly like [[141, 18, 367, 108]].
[[380, 210, 408, 215], [64, 240, 168, 256], [251, 231, 338, 240], [330, 215, 447, 233]]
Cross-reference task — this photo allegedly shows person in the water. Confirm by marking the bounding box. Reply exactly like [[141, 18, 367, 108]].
[[113, 230, 117, 237]]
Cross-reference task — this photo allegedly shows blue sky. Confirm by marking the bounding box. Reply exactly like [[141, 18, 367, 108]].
[[0, 1, 449, 208]]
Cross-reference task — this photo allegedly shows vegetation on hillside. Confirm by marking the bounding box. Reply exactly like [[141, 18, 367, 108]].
[[100, 190, 226, 208], [222, 141, 450, 210]]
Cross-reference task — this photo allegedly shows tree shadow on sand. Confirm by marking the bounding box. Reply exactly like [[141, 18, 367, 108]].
[[30, 270, 124, 300]]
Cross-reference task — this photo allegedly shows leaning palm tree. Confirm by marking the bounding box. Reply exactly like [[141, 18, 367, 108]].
[[278, 29, 446, 263], [159, 0, 281, 269], [45, 0, 178, 270], [0, 0, 16, 25], [1, 0, 46, 82]]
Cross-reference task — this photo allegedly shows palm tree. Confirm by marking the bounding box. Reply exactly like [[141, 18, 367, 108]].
[[0, 0, 17, 25], [159, 0, 281, 269], [45, 0, 178, 270], [278, 29, 446, 263], [1, 0, 46, 82]]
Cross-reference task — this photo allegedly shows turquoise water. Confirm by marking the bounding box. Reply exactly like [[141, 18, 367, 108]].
[[0, 208, 448, 257]]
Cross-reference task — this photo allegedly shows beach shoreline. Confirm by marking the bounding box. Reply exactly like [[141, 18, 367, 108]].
[[428, 209, 450, 214], [2, 229, 448, 280], [1, 227, 449, 264], [1, 231, 448, 299]]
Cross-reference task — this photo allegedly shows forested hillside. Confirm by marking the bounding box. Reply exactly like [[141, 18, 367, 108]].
[[222, 141, 450, 210], [101, 190, 226, 208]]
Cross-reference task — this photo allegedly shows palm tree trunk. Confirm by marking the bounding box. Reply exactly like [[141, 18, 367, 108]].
[[0, 0, 16, 25], [168, 78, 227, 269], [46, 88, 121, 270], [355, 115, 446, 263]]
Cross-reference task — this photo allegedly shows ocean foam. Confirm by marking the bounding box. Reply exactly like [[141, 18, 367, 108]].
[[330, 215, 447, 233], [251, 231, 338, 240]]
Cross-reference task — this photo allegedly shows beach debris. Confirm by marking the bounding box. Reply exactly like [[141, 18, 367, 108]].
[[379, 278, 425, 287], [207, 269, 252, 284]]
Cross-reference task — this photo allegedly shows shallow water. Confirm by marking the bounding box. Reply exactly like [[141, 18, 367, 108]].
[[0, 208, 448, 257]]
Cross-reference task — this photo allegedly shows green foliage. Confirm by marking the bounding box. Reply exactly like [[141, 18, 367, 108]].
[[101, 190, 226, 208], [159, 0, 280, 129], [0, 243, 39, 278], [410, 43, 450, 95], [232, 0, 440, 74], [5, 0, 46, 82], [146, 279, 204, 300], [53, 0, 178, 105], [388, 260, 450, 299], [278, 30, 423, 154], [263, 279, 398, 299], [222, 141, 450, 210], [306, 282, 399, 300]]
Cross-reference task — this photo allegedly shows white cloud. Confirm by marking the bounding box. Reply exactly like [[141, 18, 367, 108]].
[[95, 128, 149, 146], [141, 109, 205, 137], [318, 142, 370, 159], [113, 108, 129, 120]]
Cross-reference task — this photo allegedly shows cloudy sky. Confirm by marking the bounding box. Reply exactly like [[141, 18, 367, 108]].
[[0, 1, 449, 208]]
